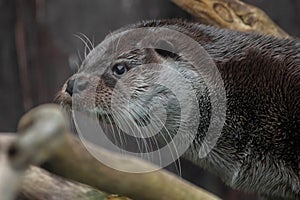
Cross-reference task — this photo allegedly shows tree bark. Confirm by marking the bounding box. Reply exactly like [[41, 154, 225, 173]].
[[0, 104, 220, 200], [44, 133, 220, 200], [20, 166, 130, 200], [171, 0, 291, 38]]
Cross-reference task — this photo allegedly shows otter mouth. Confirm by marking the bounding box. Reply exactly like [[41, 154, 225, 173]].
[[55, 91, 115, 124], [54, 91, 72, 107], [55, 90, 153, 128], [55, 91, 175, 153]]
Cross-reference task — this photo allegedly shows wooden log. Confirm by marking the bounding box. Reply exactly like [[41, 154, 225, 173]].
[[0, 105, 70, 200], [0, 134, 21, 200], [0, 105, 129, 200], [45, 133, 220, 200], [11, 104, 220, 200], [0, 134, 130, 200], [20, 166, 130, 200], [171, 0, 291, 38]]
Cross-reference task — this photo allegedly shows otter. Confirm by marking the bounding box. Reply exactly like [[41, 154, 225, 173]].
[[55, 19, 300, 200]]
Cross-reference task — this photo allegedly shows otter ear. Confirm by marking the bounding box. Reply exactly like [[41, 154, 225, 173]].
[[154, 39, 178, 59]]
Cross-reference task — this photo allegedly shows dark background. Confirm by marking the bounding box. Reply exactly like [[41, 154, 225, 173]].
[[1, 0, 299, 199]]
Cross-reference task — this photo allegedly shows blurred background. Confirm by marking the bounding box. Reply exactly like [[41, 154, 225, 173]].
[[1, 0, 299, 199]]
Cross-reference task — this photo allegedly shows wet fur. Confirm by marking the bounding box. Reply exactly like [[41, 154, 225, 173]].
[[56, 19, 300, 199]]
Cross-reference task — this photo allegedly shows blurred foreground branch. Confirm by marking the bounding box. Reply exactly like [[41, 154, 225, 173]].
[[0, 134, 130, 200], [171, 0, 291, 38], [0, 104, 219, 200], [21, 166, 128, 200], [0, 105, 69, 200], [45, 134, 219, 200]]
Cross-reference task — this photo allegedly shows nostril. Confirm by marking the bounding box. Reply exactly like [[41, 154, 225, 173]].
[[66, 79, 75, 96]]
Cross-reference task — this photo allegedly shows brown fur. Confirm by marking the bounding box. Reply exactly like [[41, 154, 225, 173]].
[[56, 19, 300, 199]]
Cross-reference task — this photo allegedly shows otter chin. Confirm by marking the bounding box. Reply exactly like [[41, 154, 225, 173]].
[[56, 19, 300, 200]]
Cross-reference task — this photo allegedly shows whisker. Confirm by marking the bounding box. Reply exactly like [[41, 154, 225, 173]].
[[110, 108, 128, 151], [77, 49, 83, 63], [130, 104, 155, 153], [102, 100, 121, 149], [118, 108, 145, 155], [78, 32, 94, 52], [129, 102, 164, 162], [151, 111, 182, 176], [92, 36, 95, 50], [74, 33, 92, 58], [114, 33, 122, 53]]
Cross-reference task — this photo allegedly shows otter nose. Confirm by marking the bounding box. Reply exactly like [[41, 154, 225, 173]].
[[65, 78, 89, 96], [66, 79, 75, 96]]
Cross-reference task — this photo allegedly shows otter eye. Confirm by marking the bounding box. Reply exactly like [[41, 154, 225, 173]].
[[112, 63, 128, 76]]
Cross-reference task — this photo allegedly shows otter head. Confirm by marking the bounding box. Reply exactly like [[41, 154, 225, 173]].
[[55, 25, 217, 161]]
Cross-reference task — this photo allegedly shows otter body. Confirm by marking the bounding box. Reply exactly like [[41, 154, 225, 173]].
[[57, 20, 300, 199]]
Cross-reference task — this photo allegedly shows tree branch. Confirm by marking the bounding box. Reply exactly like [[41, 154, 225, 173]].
[[20, 166, 130, 200], [0, 104, 219, 200], [171, 0, 291, 38], [45, 133, 220, 200]]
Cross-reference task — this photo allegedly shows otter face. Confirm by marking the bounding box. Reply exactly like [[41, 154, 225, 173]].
[[56, 35, 199, 156], [55, 23, 227, 171], [55, 27, 197, 126], [57, 25, 214, 140]]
